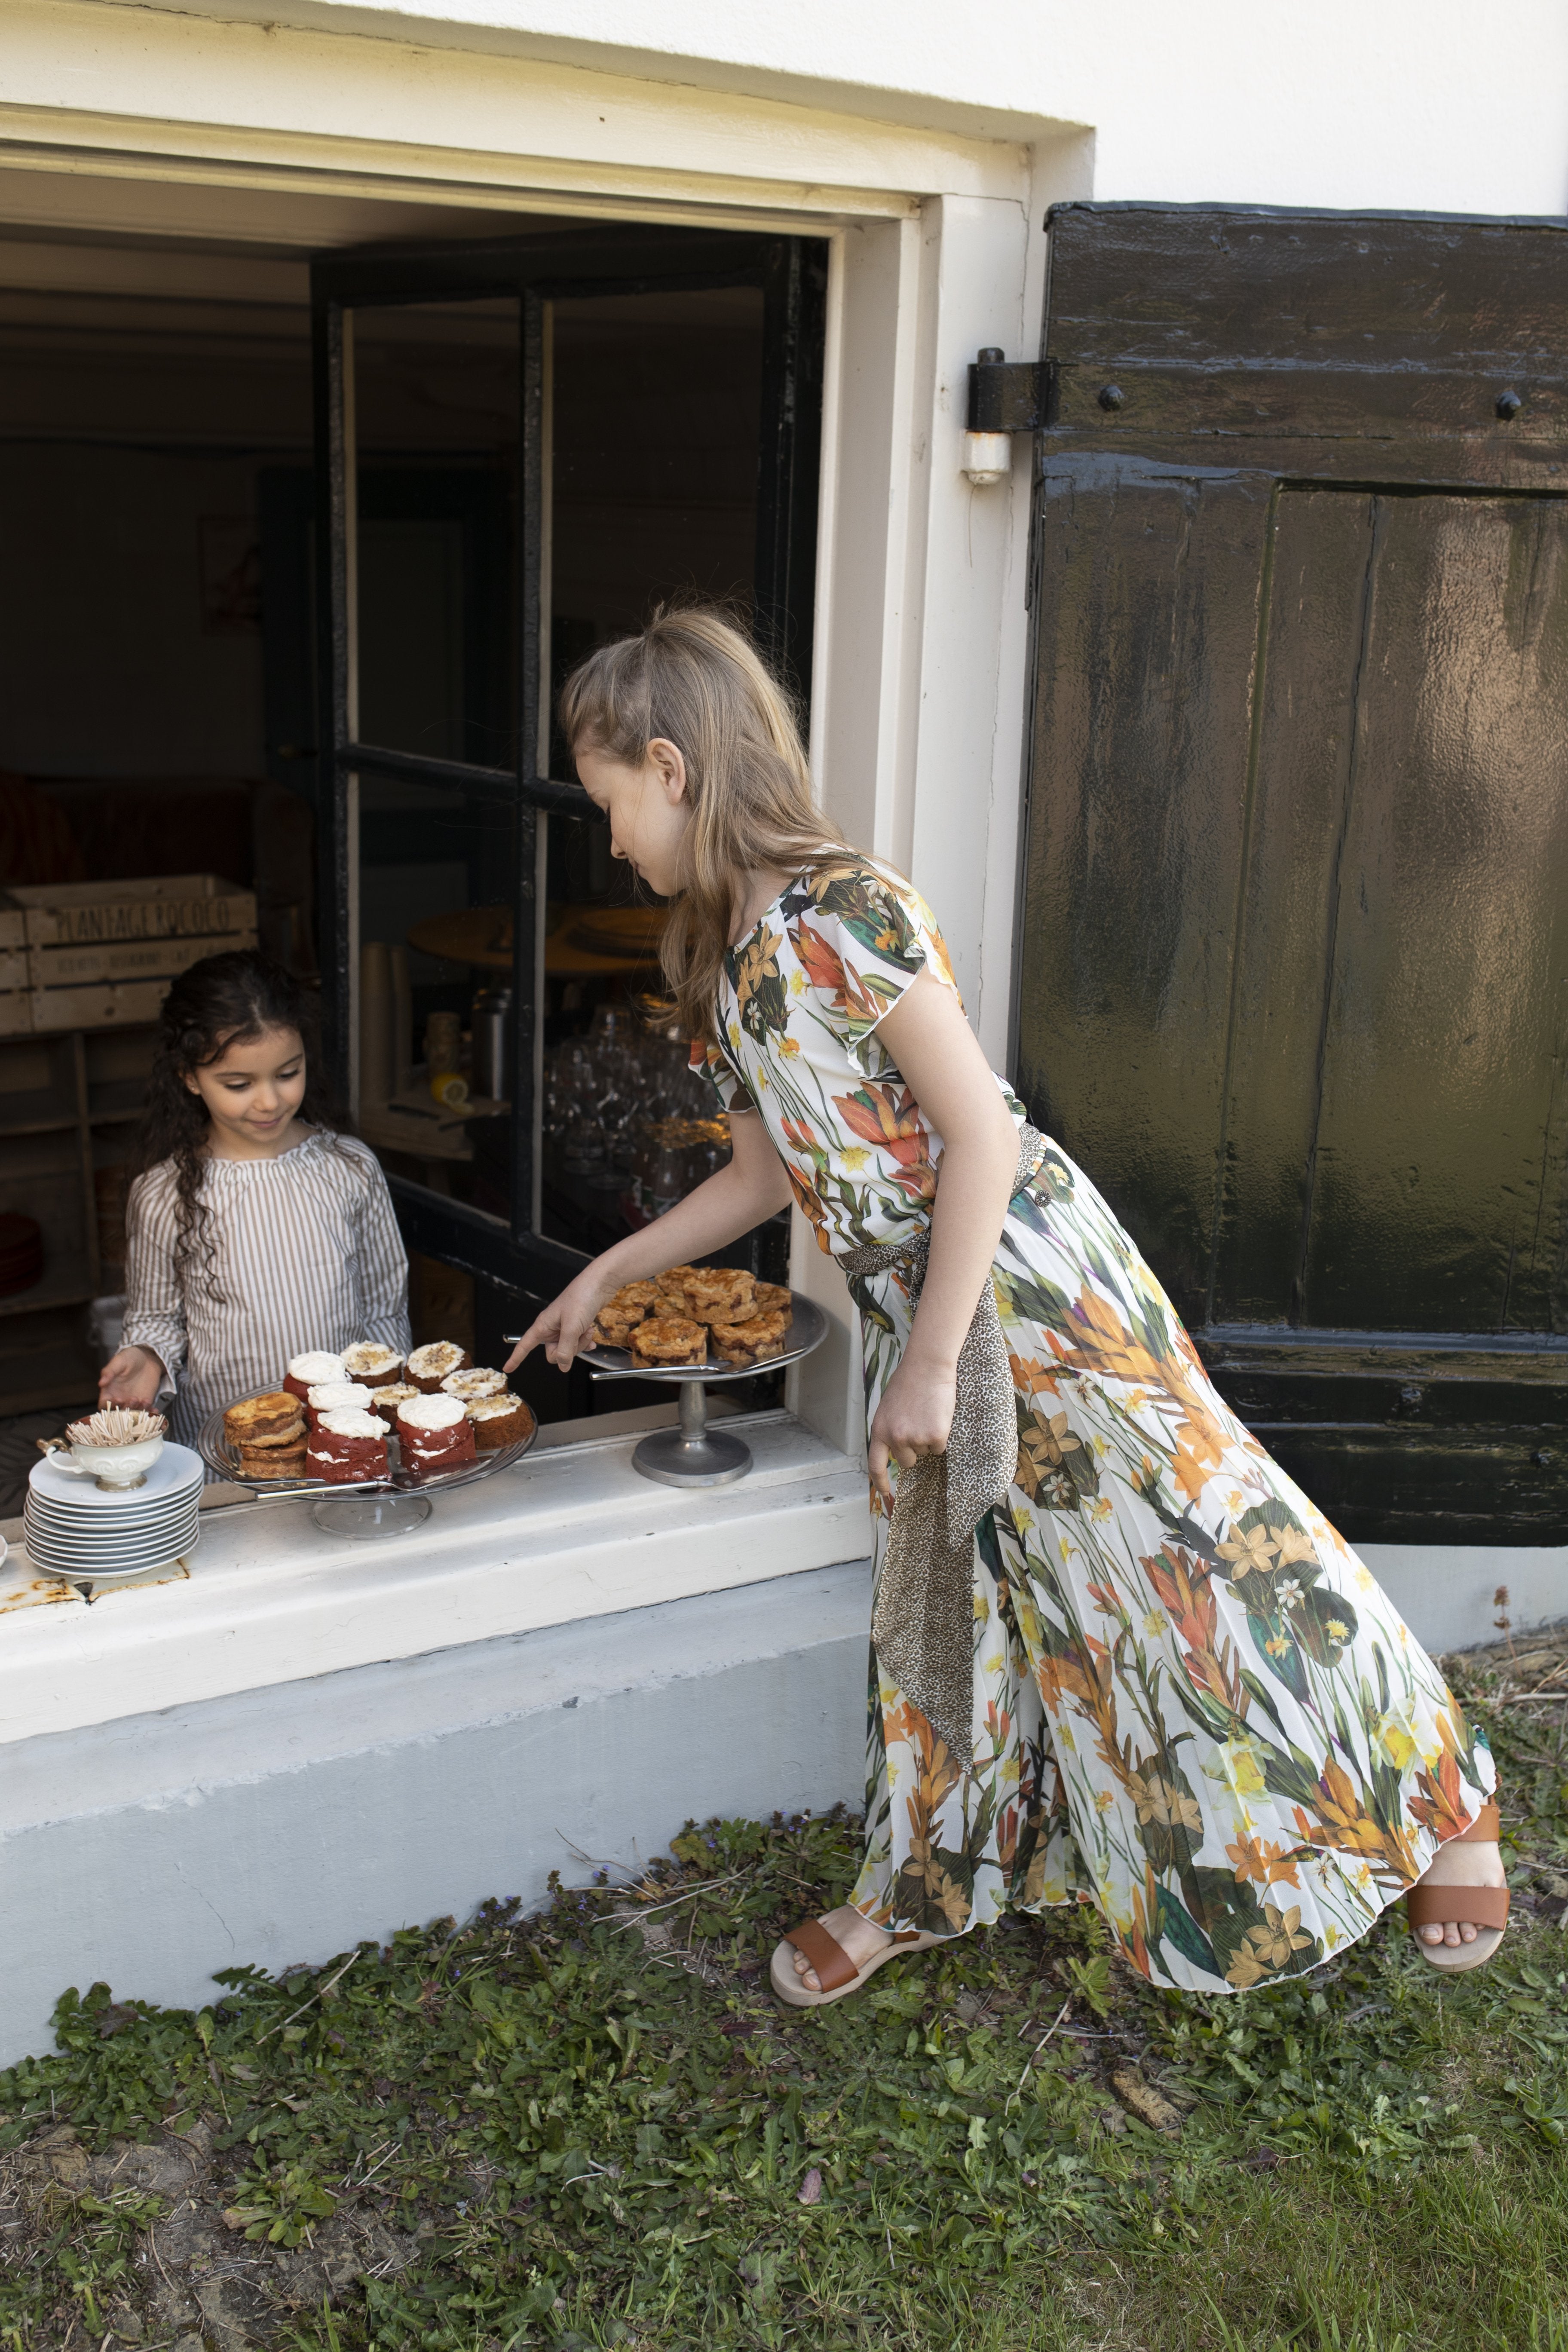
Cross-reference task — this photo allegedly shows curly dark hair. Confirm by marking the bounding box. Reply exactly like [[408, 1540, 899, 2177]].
[[128, 951, 355, 1304]]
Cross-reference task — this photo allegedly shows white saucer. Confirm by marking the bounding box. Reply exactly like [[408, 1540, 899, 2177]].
[[27, 1480, 202, 1515], [26, 1495, 204, 1531], [28, 1443, 204, 1510], [25, 1501, 201, 1550], [27, 1537, 199, 1571], [26, 1501, 200, 1541], [28, 1539, 198, 1585], [25, 1507, 201, 1543], [25, 1524, 202, 1562]]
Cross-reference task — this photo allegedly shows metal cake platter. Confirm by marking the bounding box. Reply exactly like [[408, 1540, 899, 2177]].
[[196, 1387, 539, 1539], [511, 1289, 829, 1489]]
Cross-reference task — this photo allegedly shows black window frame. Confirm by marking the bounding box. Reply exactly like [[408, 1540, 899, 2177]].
[[308, 224, 826, 1306]]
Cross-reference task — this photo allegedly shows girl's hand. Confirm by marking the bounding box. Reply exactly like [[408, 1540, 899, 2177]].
[[867, 1352, 957, 1509], [98, 1344, 166, 1410], [504, 1266, 618, 1375]]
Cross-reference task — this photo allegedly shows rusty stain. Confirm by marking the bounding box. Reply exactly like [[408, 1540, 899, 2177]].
[[0, 1557, 191, 1615], [0, 1572, 76, 1615]]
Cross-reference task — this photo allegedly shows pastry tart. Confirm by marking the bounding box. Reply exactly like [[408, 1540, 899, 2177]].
[[710, 1309, 790, 1366], [629, 1317, 708, 1367]]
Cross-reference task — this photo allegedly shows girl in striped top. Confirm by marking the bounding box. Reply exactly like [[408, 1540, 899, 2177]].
[[100, 951, 410, 1445]]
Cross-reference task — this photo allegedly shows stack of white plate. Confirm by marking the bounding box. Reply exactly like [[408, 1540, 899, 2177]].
[[24, 1442, 204, 1583]]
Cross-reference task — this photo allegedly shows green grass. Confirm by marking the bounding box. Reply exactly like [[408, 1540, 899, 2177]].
[[3, 1637, 1568, 2352]]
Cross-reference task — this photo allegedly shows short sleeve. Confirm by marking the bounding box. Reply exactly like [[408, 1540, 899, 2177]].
[[689, 1033, 756, 1115], [789, 865, 960, 1054]]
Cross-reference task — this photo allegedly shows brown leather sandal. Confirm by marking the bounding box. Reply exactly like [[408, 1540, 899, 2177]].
[[770, 1915, 943, 2009], [1406, 1798, 1510, 1972]]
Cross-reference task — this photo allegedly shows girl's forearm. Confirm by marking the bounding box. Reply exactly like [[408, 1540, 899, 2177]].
[[906, 1127, 1020, 1371]]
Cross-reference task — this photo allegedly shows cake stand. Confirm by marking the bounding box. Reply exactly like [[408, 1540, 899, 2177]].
[[562, 1291, 829, 1488], [196, 1392, 538, 1537]]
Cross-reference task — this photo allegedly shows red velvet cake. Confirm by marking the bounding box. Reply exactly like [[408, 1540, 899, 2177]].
[[342, 1341, 406, 1388], [286, 1349, 348, 1403], [395, 1391, 476, 1476], [306, 1406, 389, 1484], [306, 1381, 366, 1430]]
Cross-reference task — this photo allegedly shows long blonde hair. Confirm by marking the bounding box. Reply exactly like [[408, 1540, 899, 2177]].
[[558, 608, 854, 1040]]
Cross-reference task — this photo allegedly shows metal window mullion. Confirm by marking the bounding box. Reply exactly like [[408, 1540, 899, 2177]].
[[754, 238, 827, 706], [339, 739, 590, 815], [512, 288, 545, 1249], [532, 298, 554, 1236], [312, 295, 356, 1109]]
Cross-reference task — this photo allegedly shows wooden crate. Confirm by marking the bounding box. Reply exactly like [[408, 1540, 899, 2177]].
[[0, 876, 257, 1036], [31, 977, 179, 1035], [29, 931, 255, 991], [10, 873, 257, 949]]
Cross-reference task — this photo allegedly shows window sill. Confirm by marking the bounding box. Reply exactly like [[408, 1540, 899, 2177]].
[[0, 1406, 873, 1747]]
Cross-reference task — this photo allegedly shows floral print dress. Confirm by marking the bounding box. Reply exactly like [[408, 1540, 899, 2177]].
[[696, 861, 1494, 1994]]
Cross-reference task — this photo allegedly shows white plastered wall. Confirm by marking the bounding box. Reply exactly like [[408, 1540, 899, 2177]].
[[104, 0, 1568, 217]]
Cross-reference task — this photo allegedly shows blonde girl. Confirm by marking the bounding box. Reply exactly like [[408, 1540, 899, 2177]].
[[506, 609, 1507, 2006]]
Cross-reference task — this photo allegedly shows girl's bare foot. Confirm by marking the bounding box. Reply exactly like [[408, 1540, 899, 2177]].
[[1412, 1833, 1507, 1947], [788, 1904, 896, 1992]]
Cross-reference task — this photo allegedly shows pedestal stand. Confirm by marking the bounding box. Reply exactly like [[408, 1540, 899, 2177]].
[[310, 1492, 433, 1538], [631, 1378, 751, 1488], [197, 1393, 537, 1537], [569, 1290, 828, 1490]]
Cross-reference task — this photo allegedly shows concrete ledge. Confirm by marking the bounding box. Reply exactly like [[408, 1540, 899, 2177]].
[[0, 1558, 874, 2069], [1361, 1543, 1567, 1657], [0, 1408, 873, 1745]]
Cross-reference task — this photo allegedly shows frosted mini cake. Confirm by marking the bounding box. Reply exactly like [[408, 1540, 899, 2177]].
[[306, 1407, 389, 1484], [406, 1341, 472, 1393], [286, 1350, 348, 1403], [396, 1392, 476, 1475]]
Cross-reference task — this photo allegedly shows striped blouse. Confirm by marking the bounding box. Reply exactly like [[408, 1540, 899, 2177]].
[[122, 1130, 411, 1445]]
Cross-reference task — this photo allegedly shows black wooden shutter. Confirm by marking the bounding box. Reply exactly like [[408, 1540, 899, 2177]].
[[1015, 204, 1568, 1545]]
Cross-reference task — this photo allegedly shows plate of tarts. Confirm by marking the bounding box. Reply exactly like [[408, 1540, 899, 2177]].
[[574, 1268, 828, 1381]]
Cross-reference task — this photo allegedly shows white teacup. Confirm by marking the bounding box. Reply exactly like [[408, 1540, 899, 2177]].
[[64, 1434, 165, 1490]]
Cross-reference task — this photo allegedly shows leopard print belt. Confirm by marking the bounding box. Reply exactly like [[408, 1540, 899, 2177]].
[[835, 1124, 1045, 1757]]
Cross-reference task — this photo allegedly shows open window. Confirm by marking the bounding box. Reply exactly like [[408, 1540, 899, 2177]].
[[306, 226, 826, 1403]]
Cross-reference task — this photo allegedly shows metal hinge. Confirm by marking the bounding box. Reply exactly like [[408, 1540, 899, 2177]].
[[967, 350, 1052, 432]]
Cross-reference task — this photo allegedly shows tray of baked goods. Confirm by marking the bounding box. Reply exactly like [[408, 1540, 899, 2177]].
[[573, 1266, 828, 1380], [197, 1340, 537, 1537]]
